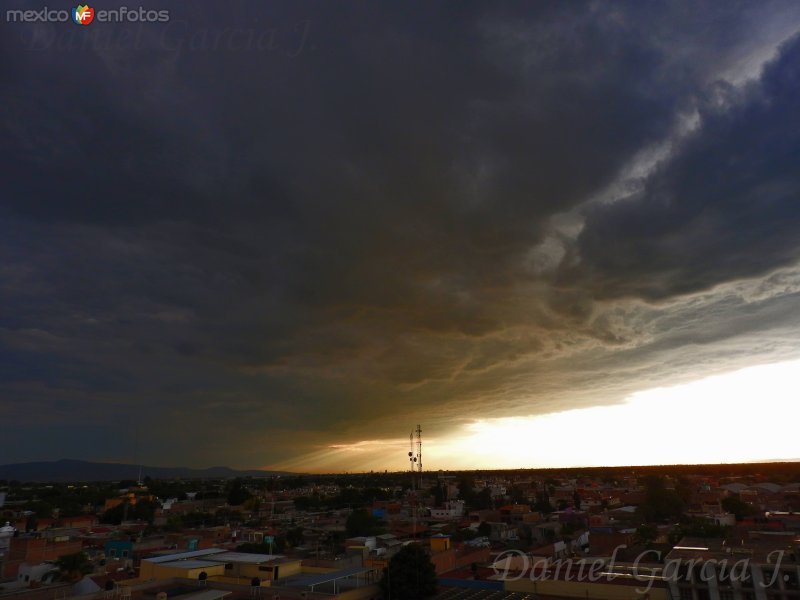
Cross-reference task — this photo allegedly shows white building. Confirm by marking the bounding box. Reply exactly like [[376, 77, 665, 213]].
[[428, 500, 465, 520]]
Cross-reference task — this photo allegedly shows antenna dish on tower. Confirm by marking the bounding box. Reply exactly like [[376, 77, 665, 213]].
[[407, 425, 422, 489], [405, 424, 423, 539]]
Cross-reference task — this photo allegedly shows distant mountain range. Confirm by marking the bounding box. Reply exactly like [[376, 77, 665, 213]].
[[0, 459, 293, 482]]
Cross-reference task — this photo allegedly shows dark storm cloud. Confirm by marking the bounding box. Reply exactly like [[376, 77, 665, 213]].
[[572, 33, 800, 301], [2, 1, 800, 467]]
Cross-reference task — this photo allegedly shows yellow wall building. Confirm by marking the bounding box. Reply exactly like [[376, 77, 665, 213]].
[[139, 548, 302, 586]]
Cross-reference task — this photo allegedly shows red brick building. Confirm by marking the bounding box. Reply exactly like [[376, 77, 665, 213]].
[[2, 536, 84, 578]]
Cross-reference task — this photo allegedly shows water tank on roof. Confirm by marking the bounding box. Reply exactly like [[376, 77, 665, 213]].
[[0, 522, 15, 537]]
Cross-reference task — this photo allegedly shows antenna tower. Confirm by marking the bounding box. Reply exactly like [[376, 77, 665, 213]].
[[407, 424, 424, 538], [415, 424, 422, 489], [408, 425, 423, 490]]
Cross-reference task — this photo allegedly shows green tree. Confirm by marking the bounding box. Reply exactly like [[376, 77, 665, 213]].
[[102, 499, 157, 525], [534, 492, 554, 514], [509, 485, 527, 505], [27, 500, 54, 518], [635, 524, 658, 547], [451, 527, 478, 542], [519, 524, 534, 545], [477, 521, 492, 538], [637, 476, 685, 523], [345, 508, 384, 537], [431, 483, 445, 506], [457, 477, 475, 505], [242, 496, 261, 512], [237, 536, 287, 553], [475, 487, 493, 510], [721, 495, 755, 520], [294, 494, 323, 511], [55, 551, 93, 581], [380, 543, 437, 599], [25, 514, 38, 532], [285, 526, 305, 548], [671, 518, 729, 540], [226, 479, 252, 506], [336, 487, 364, 507]]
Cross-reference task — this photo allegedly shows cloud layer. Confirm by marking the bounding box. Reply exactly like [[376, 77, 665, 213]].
[[2, 1, 800, 469]]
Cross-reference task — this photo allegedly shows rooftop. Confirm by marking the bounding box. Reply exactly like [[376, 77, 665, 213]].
[[666, 536, 800, 563], [211, 552, 284, 564], [144, 549, 227, 564], [158, 560, 222, 570]]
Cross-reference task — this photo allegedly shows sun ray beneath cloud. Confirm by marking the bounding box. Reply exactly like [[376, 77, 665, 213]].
[[284, 358, 800, 472]]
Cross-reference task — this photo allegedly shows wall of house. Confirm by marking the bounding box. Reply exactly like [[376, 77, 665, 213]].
[[140, 562, 226, 581], [430, 548, 457, 574], [234, 559, 302, 580], [335, 584, 382, 600], [2, 537, 84, 578], [506, 577, 670, 600]]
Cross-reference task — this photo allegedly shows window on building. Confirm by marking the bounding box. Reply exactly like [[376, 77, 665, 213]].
[[122, 550, 129, 558], [680, 587, 693, 600], [110, 549, 117, 557], [225, 563, 233, 570]]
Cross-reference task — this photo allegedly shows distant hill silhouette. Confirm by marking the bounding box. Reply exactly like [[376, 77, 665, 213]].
[[0, 459, 293, 482]]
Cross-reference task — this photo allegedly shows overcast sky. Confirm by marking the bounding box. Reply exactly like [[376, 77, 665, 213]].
[[2, 1, 800, 471]]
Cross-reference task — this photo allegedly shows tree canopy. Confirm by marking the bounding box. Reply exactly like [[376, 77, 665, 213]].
[[380, 543, 437, 599], [721, 494, 755, 520], [225, 479, 253, 506], [345, 508, 385, 537], [637, 476, 685, 523], [55, 551, 93, 582]]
